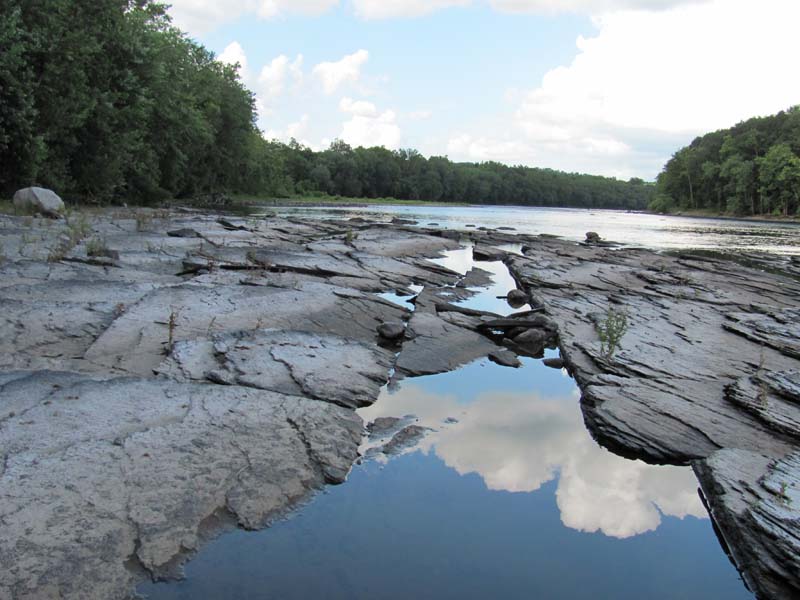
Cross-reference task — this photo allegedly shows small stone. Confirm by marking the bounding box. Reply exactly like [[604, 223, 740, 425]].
[[506, 289, 529, 308]]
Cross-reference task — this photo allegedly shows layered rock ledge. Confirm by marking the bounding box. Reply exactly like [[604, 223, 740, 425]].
[[0, 208, 798, 599]]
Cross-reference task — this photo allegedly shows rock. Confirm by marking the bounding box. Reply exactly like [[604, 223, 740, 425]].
[[511, 328, 549, 355], [13, 187, 65, 218], [585, 231, 601, 243], [367, 416, 404, 437], [391, 217, 417, 225], [167, 228, 202, 238], [488, 349, 522, 368], [473, 245, 507, 262], [396, 312, 498, 377], [543, 357, 565, 369], [377, 320, 405, 341], [506, 288, 529, 308], [381, 425, 430, 455]]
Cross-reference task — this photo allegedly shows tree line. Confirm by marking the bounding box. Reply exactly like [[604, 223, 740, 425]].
[[653, 106, 800, 216], [261, 140, 653, 209], [0, 0, 652, 210]]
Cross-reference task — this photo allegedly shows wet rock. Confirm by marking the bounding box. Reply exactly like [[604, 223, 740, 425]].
[[391, 217, 417, 225], [488, 349, 522, 368], [13, 186, 65, 218], [377, 320, 405, 341]]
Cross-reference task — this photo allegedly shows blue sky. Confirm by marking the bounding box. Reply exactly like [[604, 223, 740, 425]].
[[167, 1, 800, 180]]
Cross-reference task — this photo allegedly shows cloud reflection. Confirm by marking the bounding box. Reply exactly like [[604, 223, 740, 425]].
[[360, 382, 706, 539]]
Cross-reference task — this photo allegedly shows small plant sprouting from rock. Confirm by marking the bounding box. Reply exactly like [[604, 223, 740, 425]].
[[779, 481, 792, 506], [167, 307, 181, 350], [755, 346, 770, 409], [596, 308, 629, 359], [345, 230, 359, 245], [85, 237, 109, 258]]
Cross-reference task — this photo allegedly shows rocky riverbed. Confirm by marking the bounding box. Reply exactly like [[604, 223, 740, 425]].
[[0, 208, 798, 599]]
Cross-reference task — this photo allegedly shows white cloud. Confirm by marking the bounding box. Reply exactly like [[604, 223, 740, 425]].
[[167, 0, 339, 35], [218, 41, 249, 76], [338, 98, 402, 148], [489, 0, 709, 14], [446, 0, 800, 178], [353, 0, 470, 19], [313, 50, 370, 95], [258, 54, 304, 99], [339, 97, 379, 117], [360, 382, 707, 539]]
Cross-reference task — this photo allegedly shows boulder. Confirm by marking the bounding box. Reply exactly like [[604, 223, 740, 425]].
[[543, 357, 565, 370], [13, 187, 65, 218], [377, 321, 405, 340]]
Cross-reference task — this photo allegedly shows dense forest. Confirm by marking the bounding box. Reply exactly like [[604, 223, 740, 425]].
[[0, 0, 652, 209], [653, 106, 800, 216]]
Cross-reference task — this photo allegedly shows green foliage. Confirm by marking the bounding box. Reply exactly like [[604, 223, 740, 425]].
[[656, 106, 800, 216], [596, 308, 629, 359], [85, 237, 109, 257]]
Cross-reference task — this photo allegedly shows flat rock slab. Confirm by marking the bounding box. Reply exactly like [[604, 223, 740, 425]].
[[0, 372, 362, 600], [396, 312, 498, 377], [158, 329, 393, 409]]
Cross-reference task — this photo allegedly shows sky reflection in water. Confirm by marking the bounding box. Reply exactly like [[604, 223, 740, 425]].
[[139, 356, 752, 600]]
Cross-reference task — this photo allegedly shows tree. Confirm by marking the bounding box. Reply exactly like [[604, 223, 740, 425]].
[[759, 143, 800, 216]]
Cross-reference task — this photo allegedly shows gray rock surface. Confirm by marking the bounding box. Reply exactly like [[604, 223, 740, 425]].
[[505, 234, 800, 599]]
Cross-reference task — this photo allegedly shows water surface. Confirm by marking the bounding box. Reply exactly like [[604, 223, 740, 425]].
[[269, 205, 800, 255]]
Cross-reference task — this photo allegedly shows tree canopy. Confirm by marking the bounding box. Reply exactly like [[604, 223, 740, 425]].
[[652, 106, 800, 216]]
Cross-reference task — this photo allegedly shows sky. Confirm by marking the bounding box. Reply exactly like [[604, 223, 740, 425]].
[[166, 0, 800, 180]]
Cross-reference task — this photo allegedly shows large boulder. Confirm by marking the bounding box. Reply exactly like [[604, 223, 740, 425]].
[[13, 187, 65, 218]]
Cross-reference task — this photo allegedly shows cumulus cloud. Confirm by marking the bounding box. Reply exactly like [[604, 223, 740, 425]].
[[218, 41, 249, 76], [339, 97, 402, 148], [445, 0, 800, 178], [352, 0, 470, 19], [258, 54, 304, 99], [167, 0, 339, 35], [361, 382, 707, 539], [312, 50, 370, 95], [489, 0, 710, 14]]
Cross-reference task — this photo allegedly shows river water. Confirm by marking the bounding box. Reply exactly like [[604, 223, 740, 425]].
[[139, 206, 781, 599], [268, 204, 800, 255]]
